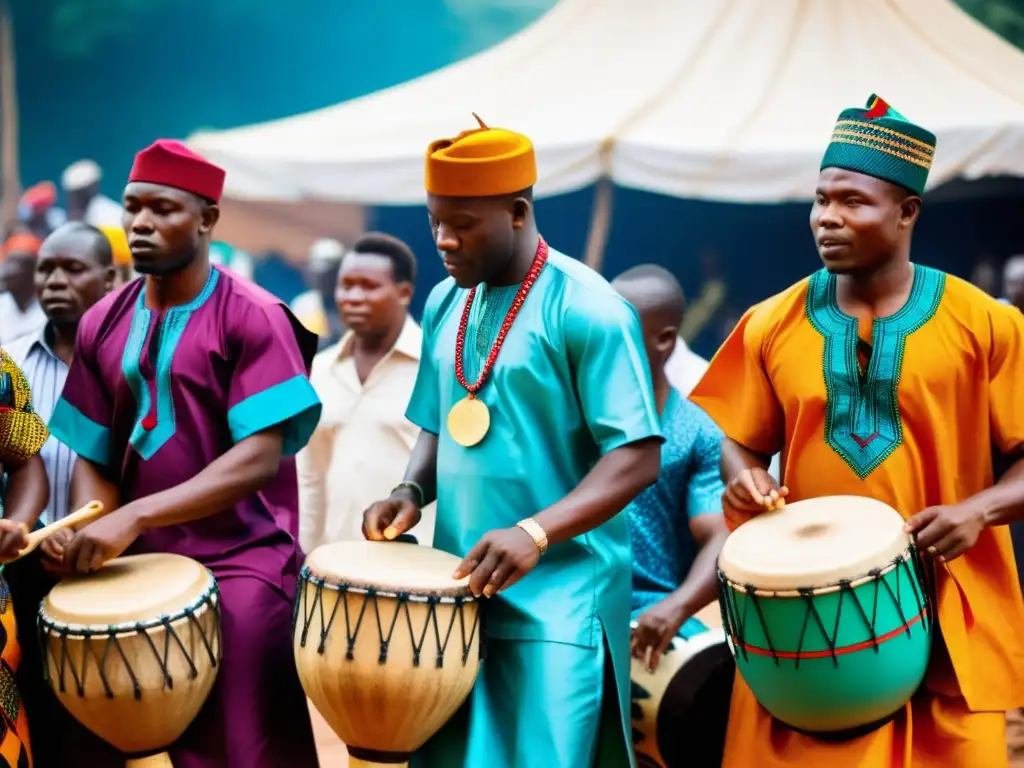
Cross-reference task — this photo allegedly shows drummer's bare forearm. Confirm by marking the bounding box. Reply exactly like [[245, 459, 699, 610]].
[[394, 430, 439, 507], [667, 515, 729, 617], [533, 438, 660, 545], [129, 427, 285, 530], [720, 437, 771, 483], [3, 455, 49, 527], [973, 452, 1024, 527], [70, 458, 121, 516]]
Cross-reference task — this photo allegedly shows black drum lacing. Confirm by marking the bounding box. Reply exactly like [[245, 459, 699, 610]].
[[907, 541, 936, 629], [294, 566, 481, 668], [38, 581, 221, 701], [718, 551, 935, 669]]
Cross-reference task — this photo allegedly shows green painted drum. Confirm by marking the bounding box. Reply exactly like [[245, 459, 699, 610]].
[[717, 496, 934, 735]]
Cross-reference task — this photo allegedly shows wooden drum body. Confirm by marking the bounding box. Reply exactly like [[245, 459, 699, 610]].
[[294, 541, 481, 768], [717, 496, 933, 735], [631, 602, 734, 768], [38, 553, 222, 763]]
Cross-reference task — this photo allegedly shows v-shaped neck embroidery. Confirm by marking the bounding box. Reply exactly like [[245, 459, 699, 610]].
[[805, 265, 945, 479], [121, 269, 220, 459]]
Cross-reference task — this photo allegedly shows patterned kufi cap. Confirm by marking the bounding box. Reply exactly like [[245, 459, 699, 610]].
[[821, 94, 936, 196]]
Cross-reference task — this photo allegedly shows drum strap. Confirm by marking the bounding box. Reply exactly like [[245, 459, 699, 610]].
[[780, 708, 903, 743]]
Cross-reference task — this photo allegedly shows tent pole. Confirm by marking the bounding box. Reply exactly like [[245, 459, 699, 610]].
[[582, 176, 614, 273], [0, 0, 21, 229]]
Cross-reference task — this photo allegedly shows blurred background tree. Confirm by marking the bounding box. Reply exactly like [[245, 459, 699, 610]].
[[956, 0, 1024, 49], [23, 0, 1024, 61]]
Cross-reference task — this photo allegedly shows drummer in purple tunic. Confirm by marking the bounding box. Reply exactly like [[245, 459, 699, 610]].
[[44, 140, 322, 767]]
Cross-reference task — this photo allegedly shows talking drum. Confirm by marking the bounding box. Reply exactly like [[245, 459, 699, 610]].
[[631, 602, 735, 768], [294, 541, 482, 768], [38, 553, 222, 767], [717, 496, 933, 736]]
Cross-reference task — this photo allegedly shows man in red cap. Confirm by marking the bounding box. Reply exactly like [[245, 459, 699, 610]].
[[45, 139, 322, 766], [17, 181, 67, 239]]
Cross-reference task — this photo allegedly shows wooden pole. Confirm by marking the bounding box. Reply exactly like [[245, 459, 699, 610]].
[[582, 139, 615, 273], [0, 0, 21, 232]]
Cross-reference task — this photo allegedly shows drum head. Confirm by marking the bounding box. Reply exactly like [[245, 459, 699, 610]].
[[305, 541, 471, 597], [43, 553, 211, 625], [718, 496, 909, 591]]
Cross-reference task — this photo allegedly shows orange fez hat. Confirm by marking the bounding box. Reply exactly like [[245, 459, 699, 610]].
[[1, 233, 42, 260], [424, 114, 537, 198]]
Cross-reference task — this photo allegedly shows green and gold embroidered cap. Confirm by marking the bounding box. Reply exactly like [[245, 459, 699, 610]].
[[820, 94, 936, 196]]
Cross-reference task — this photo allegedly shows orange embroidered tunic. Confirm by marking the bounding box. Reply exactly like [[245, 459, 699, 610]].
[[690, 266, 1024, 713]]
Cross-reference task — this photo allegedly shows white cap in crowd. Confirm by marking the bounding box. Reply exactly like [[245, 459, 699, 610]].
[[308, 238, 345, 270], [62, 159, 103, 191]]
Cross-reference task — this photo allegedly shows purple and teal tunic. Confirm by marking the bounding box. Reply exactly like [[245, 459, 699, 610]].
[[48, 265, 322, 767]]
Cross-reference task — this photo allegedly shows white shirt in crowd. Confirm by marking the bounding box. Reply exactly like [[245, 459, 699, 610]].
[[0, 294, 46, 346], [297, 316, 435, 551], [664, 337, 709, 397], [6, 325, 75, 524], [666, 335, 781, 480]]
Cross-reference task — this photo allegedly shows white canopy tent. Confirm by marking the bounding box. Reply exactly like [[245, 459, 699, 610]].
[[188, 0, 1024, 256]]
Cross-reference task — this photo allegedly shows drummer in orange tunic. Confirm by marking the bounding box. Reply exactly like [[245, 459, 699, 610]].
[[690, 94, 1024, 767]]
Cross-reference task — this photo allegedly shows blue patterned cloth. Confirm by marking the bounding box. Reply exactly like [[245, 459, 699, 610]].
[[629, 388, 725, 636]]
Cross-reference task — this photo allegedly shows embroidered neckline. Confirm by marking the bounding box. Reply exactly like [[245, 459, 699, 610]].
[[122, 268, 220, 459], [805, 265, 945, 479]]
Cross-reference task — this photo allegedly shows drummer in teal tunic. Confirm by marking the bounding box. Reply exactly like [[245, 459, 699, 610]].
[[362, 116, 662, 768]]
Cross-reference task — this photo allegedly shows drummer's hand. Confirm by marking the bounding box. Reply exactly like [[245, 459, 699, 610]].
[[0, 520, 29, 563], [63, 505, 143, 575], [904, 501, 987, 563], [453, 527, 540, 598], [723, 468, 788, 525], [40, 528, 74, 574], [362, 491, 421, 541], [631, 598, 687, 673]]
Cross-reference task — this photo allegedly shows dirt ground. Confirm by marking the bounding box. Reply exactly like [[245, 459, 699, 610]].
[[311, 701, 349, 767]]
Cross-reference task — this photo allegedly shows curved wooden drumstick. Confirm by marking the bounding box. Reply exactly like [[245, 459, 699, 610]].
[[14, 501, 106, 559]]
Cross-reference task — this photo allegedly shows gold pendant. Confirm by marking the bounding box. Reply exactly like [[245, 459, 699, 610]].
[[447, 396, 490, 447]]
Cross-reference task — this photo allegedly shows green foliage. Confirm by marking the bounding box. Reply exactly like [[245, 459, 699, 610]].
[[35, 0, 317, 59], [37, 0, 175, 59], [955, 0, 1024, 49]]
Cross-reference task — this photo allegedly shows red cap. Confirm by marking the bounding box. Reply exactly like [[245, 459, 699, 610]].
[[19, 182, 57, 214], [128, 140, 226, 203]]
